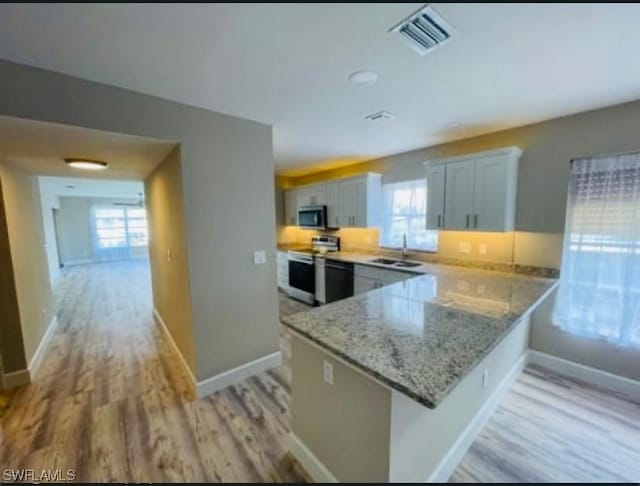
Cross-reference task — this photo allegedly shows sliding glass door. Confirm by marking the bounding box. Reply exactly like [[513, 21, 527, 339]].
[[91, 206, 149, 261]]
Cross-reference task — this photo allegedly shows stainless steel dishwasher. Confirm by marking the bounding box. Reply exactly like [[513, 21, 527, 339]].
[[325, 259, 354, 303]]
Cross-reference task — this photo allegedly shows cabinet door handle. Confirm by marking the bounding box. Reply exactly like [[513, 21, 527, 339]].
[[466, 214, 470, 228], [437, 214, 441, 228], [474, 214, 478, 228]]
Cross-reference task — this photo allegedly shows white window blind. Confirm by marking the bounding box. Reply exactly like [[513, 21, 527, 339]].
[[553, 152, 640, 347], [380, 179, 438, 251]]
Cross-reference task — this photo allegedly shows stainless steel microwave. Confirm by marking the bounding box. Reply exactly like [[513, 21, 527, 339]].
[[297, 205, 328, 230]]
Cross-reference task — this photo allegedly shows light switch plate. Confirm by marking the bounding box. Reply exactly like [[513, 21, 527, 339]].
[[479, 243, 488, 255], [253, 250, 267, 265]]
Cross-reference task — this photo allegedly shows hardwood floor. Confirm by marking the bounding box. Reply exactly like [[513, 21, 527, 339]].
[[2, 263, 638, 483], [0, 261, 309, 482], [451, 364, 640, 483]]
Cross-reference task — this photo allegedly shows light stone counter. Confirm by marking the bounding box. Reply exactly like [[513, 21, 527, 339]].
[[282, 263, 557, 409]]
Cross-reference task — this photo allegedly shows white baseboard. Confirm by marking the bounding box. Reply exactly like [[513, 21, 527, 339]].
[[289, 432, 338, 483], [529, 350, 640, 402], [426, 351, 529, 483], [152, 307, 197, 393], [62, 259, 93, 267], [3, 369, 30, 388], [28, 315, 59, 379], [197, 351, 282, 399]]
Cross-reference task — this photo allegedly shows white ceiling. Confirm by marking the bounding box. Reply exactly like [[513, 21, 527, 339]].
[[40, 176, 144, 200], [0, 3, 639, 176], [0, 115, 176, 180]]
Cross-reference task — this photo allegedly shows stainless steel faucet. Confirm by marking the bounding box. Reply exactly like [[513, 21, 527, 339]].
[[401, 233, 408, 260]]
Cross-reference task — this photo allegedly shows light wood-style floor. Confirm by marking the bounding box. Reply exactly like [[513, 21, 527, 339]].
[[0, 261, 309, 482], [2, 262, 639, 483], [451, 364, 640, 483]]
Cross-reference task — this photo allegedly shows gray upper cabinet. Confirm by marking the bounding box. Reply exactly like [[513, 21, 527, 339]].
[[425, 147, 521, 232], [425, 163, 446, 230]]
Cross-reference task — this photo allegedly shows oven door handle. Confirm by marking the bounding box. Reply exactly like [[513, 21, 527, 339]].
[[288, 255, 314, 265]]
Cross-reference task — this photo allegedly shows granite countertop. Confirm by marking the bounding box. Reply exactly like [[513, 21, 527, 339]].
[[281, 263, 557, 409]]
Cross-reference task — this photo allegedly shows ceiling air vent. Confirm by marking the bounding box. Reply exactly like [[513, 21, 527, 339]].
[[365, 111, 395, 122], [390, 4, 453, 56]]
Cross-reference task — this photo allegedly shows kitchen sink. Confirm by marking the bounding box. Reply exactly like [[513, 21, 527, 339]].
[[368, 258, 422, 268], [369, 258, 400, 265], [393, 261, 422, 268]]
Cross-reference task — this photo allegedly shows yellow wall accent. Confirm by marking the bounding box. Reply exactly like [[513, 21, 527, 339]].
[[145, 145, 196, 374]]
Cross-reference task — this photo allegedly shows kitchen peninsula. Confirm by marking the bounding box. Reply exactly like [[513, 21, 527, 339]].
[[282, 262, 556, 482]]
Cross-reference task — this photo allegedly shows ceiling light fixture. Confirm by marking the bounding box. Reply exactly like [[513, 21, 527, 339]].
[[64, 158, 109, 171], [348, 71, 379, 86], [365, 111, 395, 122]]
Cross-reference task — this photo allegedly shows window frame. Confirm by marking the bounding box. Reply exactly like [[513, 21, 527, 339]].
[[379, 178, 438, 253]]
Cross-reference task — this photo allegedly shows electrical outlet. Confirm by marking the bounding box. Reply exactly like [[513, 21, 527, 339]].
[[477, 284, 486, 294], [458, 241, 472, 254], [479, 243, 488, 255], [323, 360, 334, 385], [253, 250, 267, 265], [482, 369, 489, 389]]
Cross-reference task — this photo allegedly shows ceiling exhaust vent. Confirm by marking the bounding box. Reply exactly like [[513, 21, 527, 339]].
[[390, 5, 453, 56], [365, 110, 395, 122]]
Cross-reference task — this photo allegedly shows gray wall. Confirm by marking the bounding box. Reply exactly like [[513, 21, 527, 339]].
[[291, 335, 391, 482], [145, 146, 196, 373], [55, 196, 146, 265], [0, 163, 53, 371], [0, 60, 279, 383]]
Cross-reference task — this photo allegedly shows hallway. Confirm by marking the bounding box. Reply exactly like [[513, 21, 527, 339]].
[[0, 260, 309, 482]]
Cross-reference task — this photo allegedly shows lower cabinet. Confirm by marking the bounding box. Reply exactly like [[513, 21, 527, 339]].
[[277, 251, 289, 290], [354, 275, 379, 294], [353, 264, 413, 294]]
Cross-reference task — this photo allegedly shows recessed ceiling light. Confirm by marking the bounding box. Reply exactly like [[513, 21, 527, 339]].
[[348, 71, 378, 86], [64, 158, 109, 170]]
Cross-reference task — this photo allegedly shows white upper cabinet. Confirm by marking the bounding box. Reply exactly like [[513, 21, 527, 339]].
[[425, 147, 521, 232], [338, 178, 359, 228], [473, 152, 517, 231], [284, 188, 299, 226], [325, 181, 341, 228], [283, 173, 382, 229], [339, 174, 382, 228], [445, 159, 476, 230], [425, 163, 446, 230], [297, 184, 326, 207]]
